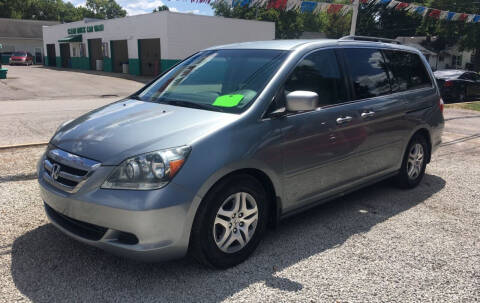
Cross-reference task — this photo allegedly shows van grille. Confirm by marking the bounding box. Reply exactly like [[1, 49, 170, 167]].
[[43, 148, 100, 193]]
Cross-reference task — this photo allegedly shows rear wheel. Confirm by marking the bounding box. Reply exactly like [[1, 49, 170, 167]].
[[395, 134, 429, 189], [190, 175, 269, 269], [458, 89, 466, 102]]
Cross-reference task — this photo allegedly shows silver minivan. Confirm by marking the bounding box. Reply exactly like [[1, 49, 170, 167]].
[[38, 37, 444, 268]]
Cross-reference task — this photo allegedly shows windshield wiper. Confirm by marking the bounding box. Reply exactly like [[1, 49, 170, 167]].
[[159, 100, 226, 112]]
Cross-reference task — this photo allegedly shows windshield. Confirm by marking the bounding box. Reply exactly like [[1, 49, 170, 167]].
[[13, 52, 27, 57], [136, 49, 289, 113]]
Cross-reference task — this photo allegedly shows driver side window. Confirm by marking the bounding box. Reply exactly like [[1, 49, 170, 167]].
[[269, 49, 347, 113]]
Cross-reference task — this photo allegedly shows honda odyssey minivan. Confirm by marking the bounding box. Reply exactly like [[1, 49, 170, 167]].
[[38, 37, 444, 268]]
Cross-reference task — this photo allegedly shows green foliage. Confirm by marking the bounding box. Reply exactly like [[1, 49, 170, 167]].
[[0, 0, 125, 22], [153, 5, 170, 12], [86, 0, 126, 19], [357, 0, 426, 39], [211, 0, 351, 39], [415, 0, 480, 69], [416, 0, 480, 50]]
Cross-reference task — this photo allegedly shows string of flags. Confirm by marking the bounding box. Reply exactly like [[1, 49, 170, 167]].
[[370, 0, 480, 23], [228, 0, 355, 15], [178, 0, 480, 23]]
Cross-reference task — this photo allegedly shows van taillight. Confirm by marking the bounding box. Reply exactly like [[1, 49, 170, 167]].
[[439, 97, 444, 113], [444, 80, 453, 87]]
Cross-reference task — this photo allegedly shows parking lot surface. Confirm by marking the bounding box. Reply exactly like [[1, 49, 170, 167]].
[[0, 107, 479, 302], [0, 66, 145, 146], [0, 65, 147, 102]]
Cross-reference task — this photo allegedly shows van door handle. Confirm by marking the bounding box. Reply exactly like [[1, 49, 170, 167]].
[[336, 116, 353, 125], [361, 111, 375, 119]]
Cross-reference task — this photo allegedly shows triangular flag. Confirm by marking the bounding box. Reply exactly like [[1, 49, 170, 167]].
[[396, 2, 408, 10], [458, 13, 469, 21], [386, 0, 399, 9], [300, 1, 317, 13], [446, 11, 456, 20], [439, 11, 449, 20], [327, 4, 344, 14], [406, 4, 418, 13], [250, 0, 269, 7], [428, 9, 441, 19], [266, 0, 287, 10], [340, 5, 352, 16], [286, 0, 302, 11]]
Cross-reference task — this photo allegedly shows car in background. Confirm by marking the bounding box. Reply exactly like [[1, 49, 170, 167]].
[[434, 69, 480, 102], [9, 51, 34, 66]]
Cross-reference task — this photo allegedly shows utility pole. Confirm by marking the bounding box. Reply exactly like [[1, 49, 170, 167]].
[[350, 0, 359, 36]]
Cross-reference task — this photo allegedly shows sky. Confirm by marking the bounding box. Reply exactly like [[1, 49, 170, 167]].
[[70, 0, 214, 17]]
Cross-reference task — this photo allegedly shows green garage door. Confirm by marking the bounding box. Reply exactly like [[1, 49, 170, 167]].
[[139, 38, 160, 77], [88, 38, 102, 70]]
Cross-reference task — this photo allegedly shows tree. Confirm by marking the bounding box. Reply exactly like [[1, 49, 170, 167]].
[[356, 0, 426, 39], [211, 0, 354, 39], [153, 5, 169, 12], [320, 11, 351, 38], [86, 0, 126, 19], [0, 0, 126, 22]]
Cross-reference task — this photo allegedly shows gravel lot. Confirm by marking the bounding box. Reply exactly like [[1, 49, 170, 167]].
[[0, 108, 479, 302]]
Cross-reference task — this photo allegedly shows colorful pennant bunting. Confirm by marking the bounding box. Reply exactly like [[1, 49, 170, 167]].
[[212, 0, 480, 24]]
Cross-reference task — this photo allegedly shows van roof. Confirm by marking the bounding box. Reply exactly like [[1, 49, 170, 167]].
[[207, 39, 421, 54]]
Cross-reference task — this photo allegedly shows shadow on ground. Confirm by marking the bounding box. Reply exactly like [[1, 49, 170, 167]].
[[11, 174, 445, 302], [39, 66, 153, 84]]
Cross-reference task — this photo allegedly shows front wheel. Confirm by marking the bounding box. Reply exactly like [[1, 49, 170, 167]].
[[190, 175, 269, 269], [395, 134, 429, 189]]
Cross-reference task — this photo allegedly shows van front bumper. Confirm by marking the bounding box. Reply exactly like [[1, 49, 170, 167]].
[[38, 170, 199, 262]]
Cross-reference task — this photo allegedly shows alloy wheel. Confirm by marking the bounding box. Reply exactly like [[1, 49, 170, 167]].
[[213, 192, 258, 253], [407, 143, 424, 180]]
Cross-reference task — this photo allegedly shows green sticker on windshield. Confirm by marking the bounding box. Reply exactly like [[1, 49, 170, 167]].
[[212, 94, 244, 108]]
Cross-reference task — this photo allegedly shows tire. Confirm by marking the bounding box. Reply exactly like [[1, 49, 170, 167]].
[[395, 134, 429, 189], [458, 89, 466, 102], [189, 174, 269, 269]]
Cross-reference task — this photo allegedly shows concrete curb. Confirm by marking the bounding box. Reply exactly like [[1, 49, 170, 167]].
[[0, 142, 48, 151]]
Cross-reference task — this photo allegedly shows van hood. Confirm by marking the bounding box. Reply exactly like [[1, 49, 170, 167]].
[[51, 99, 237, 165]]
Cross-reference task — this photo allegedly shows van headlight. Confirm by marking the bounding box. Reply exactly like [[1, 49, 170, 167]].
[[101, 146, 191, 190]]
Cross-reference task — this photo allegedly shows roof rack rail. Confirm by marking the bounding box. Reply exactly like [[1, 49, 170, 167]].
[[339, 35, 401, 45]]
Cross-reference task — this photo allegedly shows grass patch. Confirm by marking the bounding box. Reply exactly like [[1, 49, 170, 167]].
[[445, 101, 480, 112]]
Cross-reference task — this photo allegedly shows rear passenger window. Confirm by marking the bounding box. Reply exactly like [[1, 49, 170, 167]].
[[383, 50, 432, 92], [284, 49, 347, 106], [344, 48, 391, 100], [409, 53, 431, 89]]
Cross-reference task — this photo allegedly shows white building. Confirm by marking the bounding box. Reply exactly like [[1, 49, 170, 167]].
[[0, 18, 58, 64], [437, 45, 473, 70], [396, 36, 474, 71], [42, 11, 275, 76]]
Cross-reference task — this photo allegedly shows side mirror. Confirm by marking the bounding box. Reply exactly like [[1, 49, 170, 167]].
[[286, 91, 319, 112]]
